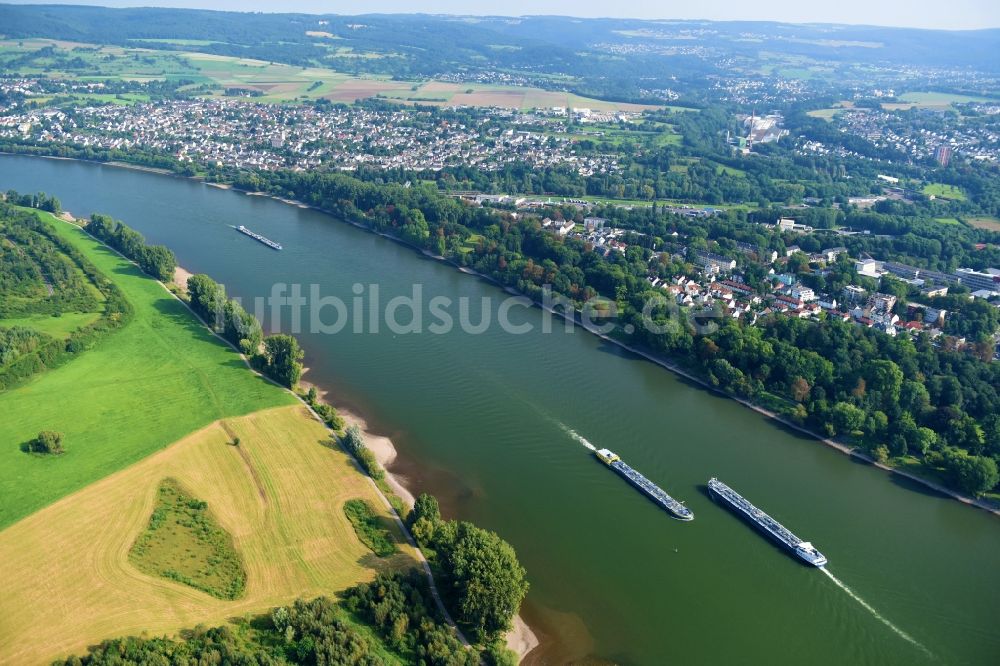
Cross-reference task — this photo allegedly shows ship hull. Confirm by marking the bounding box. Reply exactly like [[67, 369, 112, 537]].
[[613, 466, 693, 520], [236, 225, 282, 250], [709, 483, 826, 566], [594, 450, 693, 521]]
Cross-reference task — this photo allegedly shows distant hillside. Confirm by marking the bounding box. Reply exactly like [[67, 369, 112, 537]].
[[1, 5, 999, 103]]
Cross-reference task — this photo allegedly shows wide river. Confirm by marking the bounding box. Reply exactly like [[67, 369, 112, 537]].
[[2, 154, 998, 665]]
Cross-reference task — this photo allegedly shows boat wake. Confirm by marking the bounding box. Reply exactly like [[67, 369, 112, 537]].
[[820, 567, 931, 657], [557, 422, 596, 451]]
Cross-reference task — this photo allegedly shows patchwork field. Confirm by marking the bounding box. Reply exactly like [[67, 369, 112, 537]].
[[0, 38, 659, 111], [0, 209, 293, 529], [0, 405, 419, 665]]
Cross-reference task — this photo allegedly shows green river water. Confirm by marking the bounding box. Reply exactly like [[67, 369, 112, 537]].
[[1, 154, 998, 665]]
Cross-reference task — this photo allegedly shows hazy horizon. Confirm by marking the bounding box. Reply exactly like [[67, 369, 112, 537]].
[[3, 0, 999, 32]]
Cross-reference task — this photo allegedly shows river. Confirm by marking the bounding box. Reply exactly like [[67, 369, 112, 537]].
[[2, 154, 998, 665]]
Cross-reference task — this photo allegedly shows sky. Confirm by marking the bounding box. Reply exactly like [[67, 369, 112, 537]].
[[5, 0, 1000, 31]]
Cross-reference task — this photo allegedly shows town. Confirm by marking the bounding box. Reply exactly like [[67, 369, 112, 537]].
[[532, 209, 1000, 355], [0, 90, 628, 175]]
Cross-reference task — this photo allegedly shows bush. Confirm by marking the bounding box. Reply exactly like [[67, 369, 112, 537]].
[[343, 499, 397, 557], [341, 425, 384, 480], [26, 430, 64, 455]]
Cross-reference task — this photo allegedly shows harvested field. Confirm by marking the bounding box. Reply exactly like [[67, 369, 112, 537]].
[[0, 405, 419, 666]]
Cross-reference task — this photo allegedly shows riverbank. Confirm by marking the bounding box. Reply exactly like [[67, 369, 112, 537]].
[[173, 258, 538, 659], [12, 154, 999, 664], [162, 261, 533, 657], [119, 158, 1000, 516], [296, 376, 416, 508], [589, 333, 1000, 518], [295, 372, 540, 660]]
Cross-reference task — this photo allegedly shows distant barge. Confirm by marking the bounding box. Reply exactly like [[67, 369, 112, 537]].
[[236, 224, 282, 250], [596, 449, 693, 521], [708, 478, 827, 566]]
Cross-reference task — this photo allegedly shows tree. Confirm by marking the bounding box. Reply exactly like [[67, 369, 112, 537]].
[[186, 274, 227, 327], [914, 427, 938, 456], [946, 451, 999, 496], [261, 334, 303, 388], [433, 521, 529, 642], [831, 402, 865, 437], [790, 376, 810, 402], [28, 430, 64, 455], [900, 380, 931, 416], [408, 492, 441, 528], [138, 244, 177, 282], [864, 360, 903, 412], [484, 640, 520, 666]]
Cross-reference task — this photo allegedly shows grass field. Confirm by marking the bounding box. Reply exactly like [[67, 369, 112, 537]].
[[883, 91, 993, 111], [0, 310, 103, 339], [966, 216, 1000, 232], [0, 405, 419, 665], [559, 122, 681, 147], [0, 210, 294, 529], [129, 477, 247, 600], [0, 38, 659, 111], [922, 183, 967, 200]]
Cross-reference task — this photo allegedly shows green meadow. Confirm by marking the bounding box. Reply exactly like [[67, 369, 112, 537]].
[[0, 311, 103, 339], [922, 183, 967, 200], [0, 210, 293, 530]]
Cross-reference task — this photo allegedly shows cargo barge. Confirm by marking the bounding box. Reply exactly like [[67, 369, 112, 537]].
[[708, 477, 827, 566], [236, 224, 282, 250], [596, 449, 693, 521]]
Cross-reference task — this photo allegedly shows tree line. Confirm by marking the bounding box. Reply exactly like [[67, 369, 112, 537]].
[[0, 203, 133, 391], [224, 168, 998, 497], [54, 569, 515, 665], [185, 272, 303, 388], [86, 214, 177, 282], [339, 426, 529, 651]]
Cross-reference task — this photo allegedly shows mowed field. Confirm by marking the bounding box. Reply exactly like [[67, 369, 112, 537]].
[[0, 405, 419, 665], [0, 210, 293, 529]]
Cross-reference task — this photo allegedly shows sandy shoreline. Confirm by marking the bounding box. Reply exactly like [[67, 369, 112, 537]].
[[296, 374, 540, 660], [299, 377, 417, 509], [172, 266, 194, 296]]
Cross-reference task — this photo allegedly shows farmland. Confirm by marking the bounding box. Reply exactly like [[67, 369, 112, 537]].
[[0, 38, 658, 111], [966, 216, 1000, 232], [882, 91, 993, 111], [0, 405, 419, 665], [0, 209, 293, 529]]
